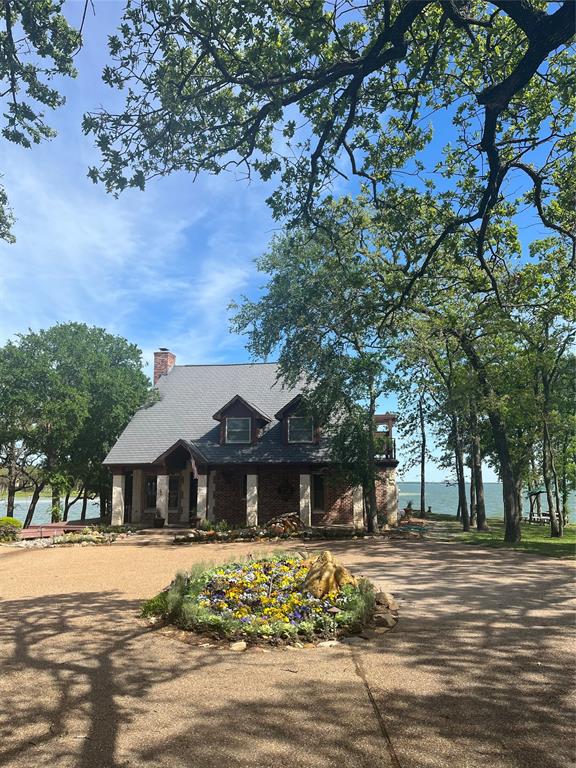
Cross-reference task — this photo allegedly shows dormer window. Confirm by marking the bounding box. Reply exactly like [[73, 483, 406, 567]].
[[287, 416, 314, 443], [213, 395, 272, 446], [225, 417, 252, 444]]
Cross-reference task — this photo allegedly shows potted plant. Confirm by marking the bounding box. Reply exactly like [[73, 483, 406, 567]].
[[153, 513, 165, 529]]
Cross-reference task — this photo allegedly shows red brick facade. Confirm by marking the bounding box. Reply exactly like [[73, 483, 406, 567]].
[[313, 475, 354, 525], [211, 465, 362, 527], [213, 468, 248, 527], [153, 349, 176, 384], [257, 467, 300, 523]]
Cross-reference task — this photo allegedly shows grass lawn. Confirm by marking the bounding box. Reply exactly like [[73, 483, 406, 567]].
[[429, 514, 576, 558]]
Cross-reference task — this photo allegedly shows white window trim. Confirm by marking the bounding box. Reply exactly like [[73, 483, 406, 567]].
[[287, 416, 315, 443], [225, 416, 252, 444]]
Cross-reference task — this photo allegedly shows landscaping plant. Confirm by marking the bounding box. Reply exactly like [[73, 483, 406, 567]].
[[142, 553, 375, 642], [0, 515, 22, 541]]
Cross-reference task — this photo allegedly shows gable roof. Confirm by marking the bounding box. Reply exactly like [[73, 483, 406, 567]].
[[212, 394, 272, 423], [274, 394, 303, 420], [104, 362, 329, 466]]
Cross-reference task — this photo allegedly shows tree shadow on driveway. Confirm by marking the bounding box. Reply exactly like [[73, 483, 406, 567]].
[[0, 539, 574, 768]]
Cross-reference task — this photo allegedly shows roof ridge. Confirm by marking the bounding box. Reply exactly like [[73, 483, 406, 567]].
[[174, 361, 279, 368]]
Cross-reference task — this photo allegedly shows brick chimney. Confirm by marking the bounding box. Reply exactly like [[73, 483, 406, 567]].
[[154, 348, 176, 384]]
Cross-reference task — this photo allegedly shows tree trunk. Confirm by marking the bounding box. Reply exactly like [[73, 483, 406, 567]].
[[499, 451, 521, 543], [6, 477, 16, 518], [452, 415, 470, 531], [64, 486, 84, 522], [470, 411, 488, 531], [5, 442, 17, 517], [51, 486, 61, 523], [419, 396, 426, 518], [469, 458, 477, 527], [530, 454, 542, 521], [561, 440, 569, 526], [23, 482, 45, 528], [366, 392, 379, 533], [458, 334, 521, 542], [474, 459, 487, 531], [543, 420, 562, 537], [81, 489, 89, 520]]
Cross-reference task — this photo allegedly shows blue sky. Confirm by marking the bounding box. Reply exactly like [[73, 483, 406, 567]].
[[0, 2, 503, 483]]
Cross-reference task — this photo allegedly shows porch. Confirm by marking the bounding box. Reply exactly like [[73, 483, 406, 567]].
[[110, 464, 368, 530]]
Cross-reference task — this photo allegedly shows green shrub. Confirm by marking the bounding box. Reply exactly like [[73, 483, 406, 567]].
[[197, 519, 229, 532], [0, 516, 23, 529], [0, 516, 23, 541]]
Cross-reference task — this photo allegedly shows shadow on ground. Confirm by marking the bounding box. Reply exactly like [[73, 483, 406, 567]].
[[0, 538, 574, 768]]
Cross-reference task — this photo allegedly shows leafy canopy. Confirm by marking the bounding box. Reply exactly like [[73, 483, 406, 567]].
[[0, 1, 82, 241], [84, 0, 576, 293]]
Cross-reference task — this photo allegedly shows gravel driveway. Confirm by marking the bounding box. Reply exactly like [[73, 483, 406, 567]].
[[0, 535, 574, 768]]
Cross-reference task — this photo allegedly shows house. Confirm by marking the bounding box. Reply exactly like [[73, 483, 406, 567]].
[[103, 349, 399, 528]]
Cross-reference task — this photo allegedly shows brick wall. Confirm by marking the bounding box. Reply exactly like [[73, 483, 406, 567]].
[[213, 468, 247, 527], [211, 465, 387, 527], [258, 467, 300, 523], [313, 474, 354, 525], [153, 349, 176, 384]]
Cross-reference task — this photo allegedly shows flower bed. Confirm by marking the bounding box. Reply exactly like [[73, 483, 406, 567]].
[[142, 553, 375, 643], [51, 530, 118, 546]]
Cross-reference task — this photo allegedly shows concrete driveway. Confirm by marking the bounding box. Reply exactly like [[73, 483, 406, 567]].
[[0, 536, 574, 768]]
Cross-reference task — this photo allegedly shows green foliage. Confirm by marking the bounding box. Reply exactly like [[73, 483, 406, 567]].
[[232, 218, 394, 529], [85, 1, 575, 297], [0, 1, 82, 240], [0, 515, 22, 541], [0, 322, 151, 526], [51, 531, 117, 546], [197, 519, 229, 532], [0, 515, 23, 528]]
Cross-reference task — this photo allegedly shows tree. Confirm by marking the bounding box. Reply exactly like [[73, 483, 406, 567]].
[[0, 2, 85, 241], [232, 225, 393, 532], [85, 1, 575, 305], [0, 323, 150, 525]]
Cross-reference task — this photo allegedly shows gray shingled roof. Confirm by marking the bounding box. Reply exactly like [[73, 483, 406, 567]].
[[104, 363, 330, 466]]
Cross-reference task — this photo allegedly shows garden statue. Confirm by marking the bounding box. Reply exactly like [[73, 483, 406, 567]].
[[303, 551, 357, 598]]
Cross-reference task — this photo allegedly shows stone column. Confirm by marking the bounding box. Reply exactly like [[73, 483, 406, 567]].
[[352, 485, 364, 530], [383, 467, 398, 526], [196, 474, 208, 522], [180, 468, 190, 524], [156, 474, 169, 520], [246, 474, 258, 527], [299, 474, 312, 527], [132, 469, 144, 524], [111, 474, 125, 526], [207, 469, 216, 521]]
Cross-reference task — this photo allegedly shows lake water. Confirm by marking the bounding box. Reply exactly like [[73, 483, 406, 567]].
[[398, 482, 575, 522], [1, 498, 101, 526], [2, 482, 574, 525]]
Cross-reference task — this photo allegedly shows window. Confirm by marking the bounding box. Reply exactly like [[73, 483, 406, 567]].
[[145, 477, 157, 508], [168, 476, 180, 509], [225, 417, 251, 443], [287, 416, 314, 443], [312, 474, 325, 511]]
